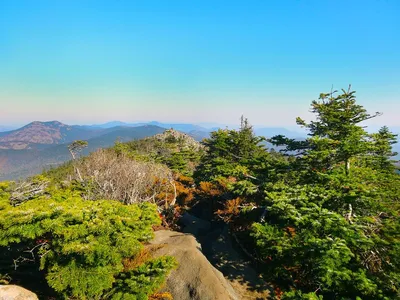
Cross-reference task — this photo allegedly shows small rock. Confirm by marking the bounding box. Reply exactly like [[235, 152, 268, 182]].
[[0, 285, 38, 300]]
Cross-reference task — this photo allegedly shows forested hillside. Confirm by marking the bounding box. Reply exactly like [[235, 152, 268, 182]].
[[0, 88, 399, 299]]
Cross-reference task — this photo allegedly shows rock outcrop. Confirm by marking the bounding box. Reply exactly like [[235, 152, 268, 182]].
[[0, 285, 38, 300], [151, 129, 204, 151], [149, 230, 239, 300]]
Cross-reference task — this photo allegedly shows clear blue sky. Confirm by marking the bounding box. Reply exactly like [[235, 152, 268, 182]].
[[1, 0, 399, 127]]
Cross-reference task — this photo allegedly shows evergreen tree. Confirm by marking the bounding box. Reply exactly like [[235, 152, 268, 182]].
[[253, 87, 400, 299], [368, 126, 398, 172], [194, 116, 267, 183], [271, 87, 382, 177]]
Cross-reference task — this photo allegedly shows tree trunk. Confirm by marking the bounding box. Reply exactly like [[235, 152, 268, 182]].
[[345, 159, 350, 176], [76, 167, 83, 182], [69, 148, 83, 182], [169, 180, 177, 206]]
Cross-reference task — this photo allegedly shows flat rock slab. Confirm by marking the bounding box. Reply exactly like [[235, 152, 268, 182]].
[[0, 285, 38, 300], [150, 230, 239, 300]]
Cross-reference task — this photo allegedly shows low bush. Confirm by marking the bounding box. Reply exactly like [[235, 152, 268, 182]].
[[0, 187, 176, 299]]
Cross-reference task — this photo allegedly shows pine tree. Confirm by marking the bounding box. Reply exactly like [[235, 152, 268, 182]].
[[253, 87, 400, 299], [368, 126, 398, 172], [271, 87, 382, 177], [194, 116, 267, 183]]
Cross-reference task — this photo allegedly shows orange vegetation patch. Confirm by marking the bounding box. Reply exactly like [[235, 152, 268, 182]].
[[273, 285, 283, 299], [149, 292, 173, 300], [197, 181, 224, 197], [286, 226, 296, 237], [122, 245, 165, 272], [216, 197, 242, 222], [175, 180, 195, 205]]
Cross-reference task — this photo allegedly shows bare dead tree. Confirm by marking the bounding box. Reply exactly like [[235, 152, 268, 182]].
[[68, 140, 88, 182], [72, 149, 173, 205], [10, 179, 49, 206]]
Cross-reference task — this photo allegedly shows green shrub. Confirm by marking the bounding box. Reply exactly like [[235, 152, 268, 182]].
[[107, 256, 177, 300], [281, 290, 323, 299], [0, 189, 176, 299]]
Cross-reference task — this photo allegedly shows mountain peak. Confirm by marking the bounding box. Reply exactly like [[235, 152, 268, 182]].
[[151, 129, 203, 150], [0, 121, 71, 149], [27, 120, 67, 127]]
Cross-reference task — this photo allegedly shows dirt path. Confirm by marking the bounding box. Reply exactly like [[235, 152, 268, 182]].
[[198, 224, 272, 300]]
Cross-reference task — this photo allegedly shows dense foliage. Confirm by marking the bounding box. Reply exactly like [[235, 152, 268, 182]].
[[194, 88, 400, 299], [0, 181, 176, 299], [251, 89, 400, 299], [193, 117, 288, 223]]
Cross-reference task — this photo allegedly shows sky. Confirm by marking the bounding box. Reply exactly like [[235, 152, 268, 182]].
[[0, 0, 399, 128]]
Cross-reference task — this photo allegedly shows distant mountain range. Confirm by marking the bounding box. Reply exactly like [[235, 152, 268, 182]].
[[0, 122, 168, 180], [90, 122, 310, 139], [86, 120, 209, 132], [0, 120, 303, 180], [0, 120, 398, 180]]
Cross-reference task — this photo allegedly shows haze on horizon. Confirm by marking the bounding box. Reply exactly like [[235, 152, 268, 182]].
[[1, 1, 399, 128]]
